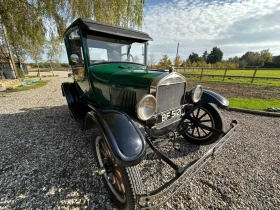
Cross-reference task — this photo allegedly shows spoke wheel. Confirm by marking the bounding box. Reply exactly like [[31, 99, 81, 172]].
[[182, 104, 224, 145], [91, 128, 144, 210], [96, 136, 126, 202]]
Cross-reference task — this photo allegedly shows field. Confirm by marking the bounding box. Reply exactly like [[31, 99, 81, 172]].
[[177, 69, 280, 87], [187, 80, 280, 111]]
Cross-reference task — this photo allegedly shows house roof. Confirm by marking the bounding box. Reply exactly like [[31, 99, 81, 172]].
[[64, 18, 153, 42]]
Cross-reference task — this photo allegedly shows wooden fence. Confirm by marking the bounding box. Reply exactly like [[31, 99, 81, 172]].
[[174, 67, 280, 84]]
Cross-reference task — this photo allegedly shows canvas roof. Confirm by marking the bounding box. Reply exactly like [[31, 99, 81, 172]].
[[64, 18, 153, 42]]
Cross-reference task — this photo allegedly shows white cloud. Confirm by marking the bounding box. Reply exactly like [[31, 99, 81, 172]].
[[143, 0, 280, 62]]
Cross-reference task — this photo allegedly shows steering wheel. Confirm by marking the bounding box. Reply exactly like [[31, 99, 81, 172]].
[[121, 53, 134, 62]]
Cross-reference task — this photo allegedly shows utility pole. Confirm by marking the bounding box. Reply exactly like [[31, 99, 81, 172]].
[[176, 42, 179, 57], [174, 43, 179, 72]]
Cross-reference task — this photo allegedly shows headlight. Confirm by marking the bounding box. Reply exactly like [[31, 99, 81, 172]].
[[190, 85, 203, 103], [136, 94, 157, 121]]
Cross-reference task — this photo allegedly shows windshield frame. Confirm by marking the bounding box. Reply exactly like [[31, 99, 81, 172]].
[[84, 30, 148, 67]]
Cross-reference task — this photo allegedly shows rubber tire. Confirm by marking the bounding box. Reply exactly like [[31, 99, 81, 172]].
[[182, 104, 224, 145], [91, 128, 143, 210]]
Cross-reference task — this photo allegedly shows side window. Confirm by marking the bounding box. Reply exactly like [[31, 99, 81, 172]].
[[68, 30, 83, 64]]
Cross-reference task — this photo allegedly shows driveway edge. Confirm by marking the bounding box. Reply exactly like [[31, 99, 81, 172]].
[[228, 107, 280, 117]]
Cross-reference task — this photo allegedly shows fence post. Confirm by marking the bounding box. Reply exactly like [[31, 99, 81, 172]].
[[184, 67, 186, 74], [200, 67, 204, 81], [251, 67, 258, 83], [223, 68, 228, 81]]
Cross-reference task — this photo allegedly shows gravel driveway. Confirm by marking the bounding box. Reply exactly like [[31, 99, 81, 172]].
[[0, 76, 279, 209]]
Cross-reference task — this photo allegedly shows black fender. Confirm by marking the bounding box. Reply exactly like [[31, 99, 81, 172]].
[[85, 109, 146, 167], [187, 89, 229, 113], [61, 82, 79, 106]]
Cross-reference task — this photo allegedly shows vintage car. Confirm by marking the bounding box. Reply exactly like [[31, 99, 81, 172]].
[[61, 18, 237, 210]]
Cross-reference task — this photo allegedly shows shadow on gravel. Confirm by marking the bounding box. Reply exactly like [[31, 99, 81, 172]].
[[0, 105, 111, 209], [0, 105, 217, 209]]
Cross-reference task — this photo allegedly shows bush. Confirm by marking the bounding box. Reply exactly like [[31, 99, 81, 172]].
[[61, 63, 70, 68], [17, 68, 25, 78]]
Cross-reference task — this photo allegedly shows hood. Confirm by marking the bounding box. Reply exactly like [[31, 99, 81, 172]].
[[88, 63, 168, 112], [107, 64, 167, 113], [109, 69, 166, 89]]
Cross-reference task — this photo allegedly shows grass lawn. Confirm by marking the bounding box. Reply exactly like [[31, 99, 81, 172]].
[[229, 98, 280, 111], [178, 69, 280, 87], [27, 75, 58, 78], [2, 80, 49, 93]]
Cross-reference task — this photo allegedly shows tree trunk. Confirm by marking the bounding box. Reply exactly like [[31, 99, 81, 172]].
[[36, 61, 40, 77], [1, 24, 18, 78], [15, 53, 25, 77], [49, 62, 54, 77]]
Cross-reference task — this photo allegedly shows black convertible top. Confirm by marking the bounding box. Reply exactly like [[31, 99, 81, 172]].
[[64, 18, 153, 41]]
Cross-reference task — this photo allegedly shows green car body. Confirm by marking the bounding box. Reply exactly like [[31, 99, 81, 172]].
[[61, 18, 235, 210], [62, 18, 229, 165]]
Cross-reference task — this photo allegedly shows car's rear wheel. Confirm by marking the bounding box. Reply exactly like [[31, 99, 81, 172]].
[[182, 104, 224, 145], [91, 128, 143, 210]]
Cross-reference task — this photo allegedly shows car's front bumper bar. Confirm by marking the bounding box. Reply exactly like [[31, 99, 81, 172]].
[[136, 120, 238, 209]]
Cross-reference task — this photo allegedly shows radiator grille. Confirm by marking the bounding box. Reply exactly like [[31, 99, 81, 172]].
[[111, 88, 136, 110], [157, 83, 185, 112]]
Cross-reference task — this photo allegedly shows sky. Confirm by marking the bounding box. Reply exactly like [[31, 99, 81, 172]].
[[35, 0, 280, 63], [143, 0, 280, 62]]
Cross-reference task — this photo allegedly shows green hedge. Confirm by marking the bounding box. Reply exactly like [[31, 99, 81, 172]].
[[17, 68, 25, 78]]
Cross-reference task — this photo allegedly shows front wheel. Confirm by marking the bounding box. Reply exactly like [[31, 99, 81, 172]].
[[91, 128, 143, 210], [182, 104, 224, 145]]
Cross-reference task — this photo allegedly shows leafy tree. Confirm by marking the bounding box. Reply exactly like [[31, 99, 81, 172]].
[[196, 56, 206, 67], [46, 36, 62, 76], [174, 55, 182, 67], [238, 60, 247, 68], [207, 47, 223, 64], [0, 0, 146, 77], [28, 41, 44, 76], [158, 55, 172, 69], [216, 62, 225, 68], [240, 51, 263, 66], [273, 55, 280, 64], [228, 56, 239, 63], [191, 61, 198, 67], [185, 59, 192, 67], [202, 50, 208, 62], [61, 63, 70, 68], [188, 52, 199, 63], [260, 49, 273, 63], [227, 56, 239, 68], [0, 0, 145, 40]]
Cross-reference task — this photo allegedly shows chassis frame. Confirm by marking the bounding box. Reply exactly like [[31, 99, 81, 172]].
[[135, 120, 238, 209]]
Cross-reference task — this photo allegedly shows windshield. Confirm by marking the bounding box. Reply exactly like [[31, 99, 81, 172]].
[[86, 34, 146, 65]]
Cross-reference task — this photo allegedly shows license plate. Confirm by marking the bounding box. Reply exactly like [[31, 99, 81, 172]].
[[158, 108, 181, 123]]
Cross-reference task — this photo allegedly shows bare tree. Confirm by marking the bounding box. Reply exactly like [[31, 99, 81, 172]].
[[148, 53, 156, 68], [134, 55, 140, 63]]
